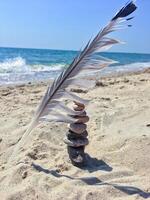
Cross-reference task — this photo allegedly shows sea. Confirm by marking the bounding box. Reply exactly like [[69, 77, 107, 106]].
[[0, 47, 150, 85]]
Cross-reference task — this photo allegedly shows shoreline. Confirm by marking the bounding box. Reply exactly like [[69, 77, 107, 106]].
[[0, 66, 150, 88]]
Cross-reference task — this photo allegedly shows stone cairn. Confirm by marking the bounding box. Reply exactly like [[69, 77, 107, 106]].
[[63, 101, 89, 167]]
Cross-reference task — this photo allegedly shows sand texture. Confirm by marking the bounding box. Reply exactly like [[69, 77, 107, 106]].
[[0, 70, 150, 200]]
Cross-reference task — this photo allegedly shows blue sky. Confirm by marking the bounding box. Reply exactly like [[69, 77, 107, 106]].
[[0, 0, 149, 53]]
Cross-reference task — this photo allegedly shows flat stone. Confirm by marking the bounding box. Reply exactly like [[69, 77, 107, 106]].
[[73, 105, 85, 111], [71, 111, 86, 117], [76, 116, 89, 123], [74, 101, 85, 108], [64, 137, 89, 147], [69, 123, 87, 134], [66, 130, 88, 139], [77, 111, 87, 117]]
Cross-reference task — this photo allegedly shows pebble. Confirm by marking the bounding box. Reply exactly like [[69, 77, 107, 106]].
[[66, 130, 88, 139], [73, 111, 86, 117], [64, 137, 89, 147], [1, 166, 5, 170], [76, 116, 89, 123], [79, 111, 87, 116], [22, 171, 28, 179], [71, 88, 87, 93], [1, 92, 11, 96], [73, 105, 85, 111], [67, 146, 86, 167], [120, 86, 125, 89], [69, 123, 87, 134], [74, 101, 85, 108]]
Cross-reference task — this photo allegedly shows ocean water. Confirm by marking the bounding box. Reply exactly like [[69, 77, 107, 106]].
[[0, 47, 150, 85]]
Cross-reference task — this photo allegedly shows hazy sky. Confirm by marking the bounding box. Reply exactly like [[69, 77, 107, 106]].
[[0, 0, 149, 53]]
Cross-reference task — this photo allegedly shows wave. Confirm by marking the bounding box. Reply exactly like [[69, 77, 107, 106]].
[[0, 57, 150, 85], [0, 57, 150, 74], [102, 62, 150, 75], [0, 57, 27, 73], [0, 57, 66, 73]]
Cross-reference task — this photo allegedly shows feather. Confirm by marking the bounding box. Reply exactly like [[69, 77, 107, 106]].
[[9, 1, 137, 163], [112, 1, 137, 20]]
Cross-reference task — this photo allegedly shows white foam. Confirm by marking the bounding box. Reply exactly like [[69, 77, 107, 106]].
[[0, 57, 66, 84], [102, 62, 150, 75], [0, 58, 150, 85], [31, 63, 66, 72], [0, 57, 29, 73], [0, 57, 66, 74]]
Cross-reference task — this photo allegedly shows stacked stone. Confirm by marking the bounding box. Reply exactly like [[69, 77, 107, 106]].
[[64, 101, 89, 167]]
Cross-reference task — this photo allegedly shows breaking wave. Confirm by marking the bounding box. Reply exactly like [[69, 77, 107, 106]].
[[0, 57, 66, 85], [0, 56, 150, 85], [0, 57, 65, 73]]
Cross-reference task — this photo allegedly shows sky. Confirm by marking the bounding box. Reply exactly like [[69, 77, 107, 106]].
[[0, 0, 149, 53]]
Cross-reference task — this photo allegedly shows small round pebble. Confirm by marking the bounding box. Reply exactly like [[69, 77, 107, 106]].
[[22, 171, 28, 179]]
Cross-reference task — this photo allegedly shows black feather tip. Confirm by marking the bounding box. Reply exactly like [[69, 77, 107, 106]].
[[126, 16, 134, 21], [112, 1, 137, 21]]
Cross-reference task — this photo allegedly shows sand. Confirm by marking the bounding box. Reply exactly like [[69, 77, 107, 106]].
[[0, 69, 150, 200]]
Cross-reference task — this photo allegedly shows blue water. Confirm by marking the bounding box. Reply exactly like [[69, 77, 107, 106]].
[[0, 47, 150, 85]]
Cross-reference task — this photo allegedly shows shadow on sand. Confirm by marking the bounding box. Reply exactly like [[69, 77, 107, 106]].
[[32, 154, 150, 199], [82, 154, 113, 172]]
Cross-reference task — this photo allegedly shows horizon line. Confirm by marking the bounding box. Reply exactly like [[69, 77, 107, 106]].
[[0, 46, 149, 55]]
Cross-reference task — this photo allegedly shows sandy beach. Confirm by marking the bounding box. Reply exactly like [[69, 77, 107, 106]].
[[0, 69, 150, 200]]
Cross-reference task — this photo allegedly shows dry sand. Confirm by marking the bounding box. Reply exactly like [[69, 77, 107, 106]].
[[0, 70, 150, 200]]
